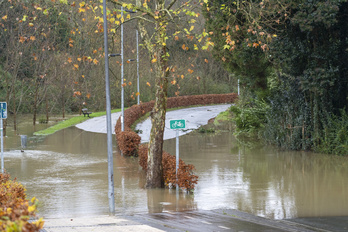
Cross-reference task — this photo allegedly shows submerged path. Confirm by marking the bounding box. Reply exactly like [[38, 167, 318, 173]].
[[75, 104, 231, 141]]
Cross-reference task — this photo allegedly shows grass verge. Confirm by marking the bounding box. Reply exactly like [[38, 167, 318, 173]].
[[34, 109, 121, 136]]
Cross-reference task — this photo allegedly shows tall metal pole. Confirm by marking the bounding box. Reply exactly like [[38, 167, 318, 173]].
[[1, 118, 4, 174], [136, 29, 140, 105], [121, 6, 125, 131], [102, 0, 115, 214]]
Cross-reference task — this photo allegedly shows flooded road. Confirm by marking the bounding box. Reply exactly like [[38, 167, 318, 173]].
[[2, 119, 348, 220]]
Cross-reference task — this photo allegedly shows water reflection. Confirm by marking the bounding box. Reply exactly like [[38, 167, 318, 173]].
[[164, 133, 348, 219], [2, 123, 348, 220]]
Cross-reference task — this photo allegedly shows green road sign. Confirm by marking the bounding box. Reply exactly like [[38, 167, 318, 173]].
[[170, 119, 185, 129]]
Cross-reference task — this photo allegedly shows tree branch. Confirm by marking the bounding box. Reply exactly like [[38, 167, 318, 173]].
[[107, 0, 155, 18]]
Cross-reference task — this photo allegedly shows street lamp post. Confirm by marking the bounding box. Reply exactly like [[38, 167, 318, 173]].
[[136, 30, 140, 105], [102, 0, 115, 214], [121, 6, 125, 132]]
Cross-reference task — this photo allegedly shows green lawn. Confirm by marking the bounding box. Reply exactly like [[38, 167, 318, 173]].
[[34, 109, 121, 136]]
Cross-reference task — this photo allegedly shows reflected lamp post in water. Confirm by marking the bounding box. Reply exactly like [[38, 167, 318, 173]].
[[102, 0, 115, 214]]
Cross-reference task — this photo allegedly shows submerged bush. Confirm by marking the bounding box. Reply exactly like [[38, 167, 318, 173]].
[[138, 145, 198, 191], [317, 109, 348, 155], [230, 98, 269, 136]]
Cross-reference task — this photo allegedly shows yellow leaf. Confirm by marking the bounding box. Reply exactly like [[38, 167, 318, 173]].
[[190, 26, 194, 31], [146, 82, 151, 86], [28, 205, 36, 213], [30, 36, 36, 41], [77, 57, 82, 61], [120, 17, 124, 23], [127, 14, 131, 19], [79, 1, 86, 7], [151, 58, 157, 63], [37, 7, 42, 11], [2, 15, 7, 20], [67, 58, 72, 63], [73, 64, 79, 69], [93, 59, 98, 64], [29, 23, 34, 27]]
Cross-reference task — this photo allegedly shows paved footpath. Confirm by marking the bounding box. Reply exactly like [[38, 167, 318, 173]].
[[75, 104, 231, 142], [42, 209, 339, 232]]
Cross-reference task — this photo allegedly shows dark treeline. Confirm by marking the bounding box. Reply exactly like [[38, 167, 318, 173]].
[[203, 0, 348, 155]]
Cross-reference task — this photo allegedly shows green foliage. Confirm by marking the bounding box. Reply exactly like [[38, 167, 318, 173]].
[[202, 0, 287, 99], [230, 97, 269, 137], [263, 0, 348, 154]]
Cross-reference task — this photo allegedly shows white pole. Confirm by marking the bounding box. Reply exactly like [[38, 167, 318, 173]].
[[136, 29, 140, 105], [1, 118, 3, 173], [175, 129, 179, 190], [238, 79, 240, 95]]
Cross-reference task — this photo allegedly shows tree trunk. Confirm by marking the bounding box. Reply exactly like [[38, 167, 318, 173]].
[[46, 95, 49, 122], [33, 84, 39, 125], [146, 75, 168, 188], [12, 84, 17, 131]]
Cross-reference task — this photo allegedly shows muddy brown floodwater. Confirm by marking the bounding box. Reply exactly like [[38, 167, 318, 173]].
[[2, 119, 348, 220]]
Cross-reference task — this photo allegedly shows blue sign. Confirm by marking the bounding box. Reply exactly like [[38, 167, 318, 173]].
[[0, 102, 7, 119]]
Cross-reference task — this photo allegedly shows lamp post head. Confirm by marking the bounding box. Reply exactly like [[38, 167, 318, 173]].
[[108, 53, 121, 57], [124, 9, 137, 13]]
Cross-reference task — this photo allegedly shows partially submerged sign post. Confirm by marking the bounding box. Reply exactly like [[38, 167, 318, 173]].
[[1, 102, 7, 173], [170, 119, 186, 190]]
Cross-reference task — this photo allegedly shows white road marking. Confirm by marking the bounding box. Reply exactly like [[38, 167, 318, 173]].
[[201, 220, 212, 225]]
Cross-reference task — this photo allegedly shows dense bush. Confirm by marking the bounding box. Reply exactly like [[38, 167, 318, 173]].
[[230, 98, 269, 136], [317, 109, 348, 155], [138, 145, 198, 191], [0, 173, 44, 232]]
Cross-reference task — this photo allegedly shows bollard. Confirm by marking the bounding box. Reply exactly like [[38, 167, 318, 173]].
[[20, 135, 27, 151]]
